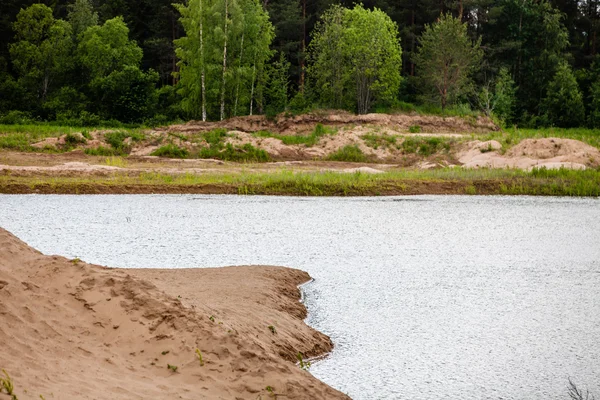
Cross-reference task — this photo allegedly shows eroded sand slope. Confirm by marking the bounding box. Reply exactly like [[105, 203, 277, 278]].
[[0, 228, 348, 400]]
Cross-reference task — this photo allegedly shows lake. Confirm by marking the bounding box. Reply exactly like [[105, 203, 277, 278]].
[[1, 194, 599, 399]]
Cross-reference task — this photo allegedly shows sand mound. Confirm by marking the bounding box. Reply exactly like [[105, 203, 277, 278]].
[[163, 110, 498, 135], [0, 228, 347, 399], [458, 138, 599, 170]]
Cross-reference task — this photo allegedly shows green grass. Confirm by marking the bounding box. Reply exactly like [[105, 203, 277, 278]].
[[199, 143, 270, 162], [362, 133, 397, 149], [2, 167, 599, 196], [326, 145, 368, 162], [151, 144, 189, 158], [0, 124, 142, 152], [253, 123, 335, 146], [400, 137, 452, 156]]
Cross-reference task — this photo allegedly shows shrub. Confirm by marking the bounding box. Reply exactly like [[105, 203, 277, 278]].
[[0, 110, 34, 124], [65, 132, 87, 146], [401, 137, 450, 155], [151, 144, 189, 158], [326, 145, 368, 162], [408, 125, 421, 133]]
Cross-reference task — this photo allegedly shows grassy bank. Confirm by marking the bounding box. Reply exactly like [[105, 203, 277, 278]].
[[1, 167, 599, 196]]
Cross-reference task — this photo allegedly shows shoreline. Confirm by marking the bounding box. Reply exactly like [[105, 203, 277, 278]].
[[0, 228, 349, 399], [1, 168, 600, 196]]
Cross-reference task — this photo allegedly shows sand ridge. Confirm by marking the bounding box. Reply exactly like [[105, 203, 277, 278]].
[[0, 228, 348, 399]]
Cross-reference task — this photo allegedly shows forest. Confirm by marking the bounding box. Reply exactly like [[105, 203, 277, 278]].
[[0, 0, 599, 128]]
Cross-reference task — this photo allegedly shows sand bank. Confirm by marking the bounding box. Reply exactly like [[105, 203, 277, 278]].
[[0, 228, 348, 399]]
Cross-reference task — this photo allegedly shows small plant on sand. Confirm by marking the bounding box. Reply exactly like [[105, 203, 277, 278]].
[[151, 144, 189, 159], [65, 132, 87, 146], [161, 350, 170, 355], [195, 348, 204, 366], [71, 257, 81, 264], [268, 325, 277, 334], [103, 156, 127, 168], [167, 364, 178, 372], [326, 145, 368, 162], [208, 315, 215, 322], [1, 369, 15, 396], [408, 125, 421, 133], [296, 352, 311, 371], [479, 143, 494, 153]]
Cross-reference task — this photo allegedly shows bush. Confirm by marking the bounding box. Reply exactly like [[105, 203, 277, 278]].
[[199, 143, 270, 162], [65, 132, 87, 146], [408, 125, 421, 133], [326, 145, 368, 162], [104, 130, 144, 153], [401, 137, 450, 155], [151, 144, 189, 158], [0, 110, 34, 124]]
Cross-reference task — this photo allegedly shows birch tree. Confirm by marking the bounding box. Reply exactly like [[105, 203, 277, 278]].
[[175, 0, 272, 120], [308, 4, 402, 114]]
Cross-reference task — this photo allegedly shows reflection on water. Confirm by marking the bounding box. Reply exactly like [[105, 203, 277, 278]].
[[1, 194, 599, 400]]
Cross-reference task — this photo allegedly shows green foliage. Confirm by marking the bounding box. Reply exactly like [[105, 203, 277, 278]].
[[1, 369, 14, 395], [103, 130, 144, 154], [268, 325, 277, 334], [408, 125, 421, 133], [401, 137, 451, 156], [199, 143, 270, 162], [308, 4, 402, 114], [253, 123, 333, 146], [589, 79, 600, 128], [174, 0, 274, 120], [167, 364, 178, 372], [492, 68, 517, 124], [326, 145, 367, 162], [361, 133, 397, 149], [94, 66, 159, 123], [9, 4, 72, 107], [67, 0, 99, 38], [265, 52, 290, 117], [296, 352, 311, 371], [414, 14, 482, 110], [195, 348, 204, 366], [202, 128, 229, 146], [78, 17, 142, 81], [543, 62, 585, 128], [65, 132, 87, 146], [151, 144, 189, 158]]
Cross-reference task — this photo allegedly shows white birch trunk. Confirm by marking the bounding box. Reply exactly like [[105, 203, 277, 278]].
[[200, 0, 206, 121], [220, 0, 229, 121]]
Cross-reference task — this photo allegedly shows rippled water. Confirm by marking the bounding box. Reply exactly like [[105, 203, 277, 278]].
[[1, 195, 599, 399]]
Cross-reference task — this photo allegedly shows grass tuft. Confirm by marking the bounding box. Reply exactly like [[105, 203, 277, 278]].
[[326, 145, 368, 162], [151, 144, 189, 159]]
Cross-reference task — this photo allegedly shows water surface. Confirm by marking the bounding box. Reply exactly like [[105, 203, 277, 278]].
[[1, 195, 599, 399]]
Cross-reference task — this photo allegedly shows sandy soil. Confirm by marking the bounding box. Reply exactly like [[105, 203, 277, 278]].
[[457, 138, 600, 170], [0, 228, 348, 400]]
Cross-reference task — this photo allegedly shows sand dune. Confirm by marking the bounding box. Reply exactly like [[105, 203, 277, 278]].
[[0, 228, 348, 399]]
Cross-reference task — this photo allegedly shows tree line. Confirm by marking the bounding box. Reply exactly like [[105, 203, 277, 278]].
[[0, 0, 599, 128]]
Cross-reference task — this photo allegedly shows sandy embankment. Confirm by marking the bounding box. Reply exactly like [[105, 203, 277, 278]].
[[0, 228, 348, 399]]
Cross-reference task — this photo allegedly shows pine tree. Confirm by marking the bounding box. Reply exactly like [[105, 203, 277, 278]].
[[414, 13, 482, 110], [543, 61, 585, 127]]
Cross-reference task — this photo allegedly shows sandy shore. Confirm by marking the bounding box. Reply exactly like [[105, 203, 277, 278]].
[[0, 228, 348, 399]]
